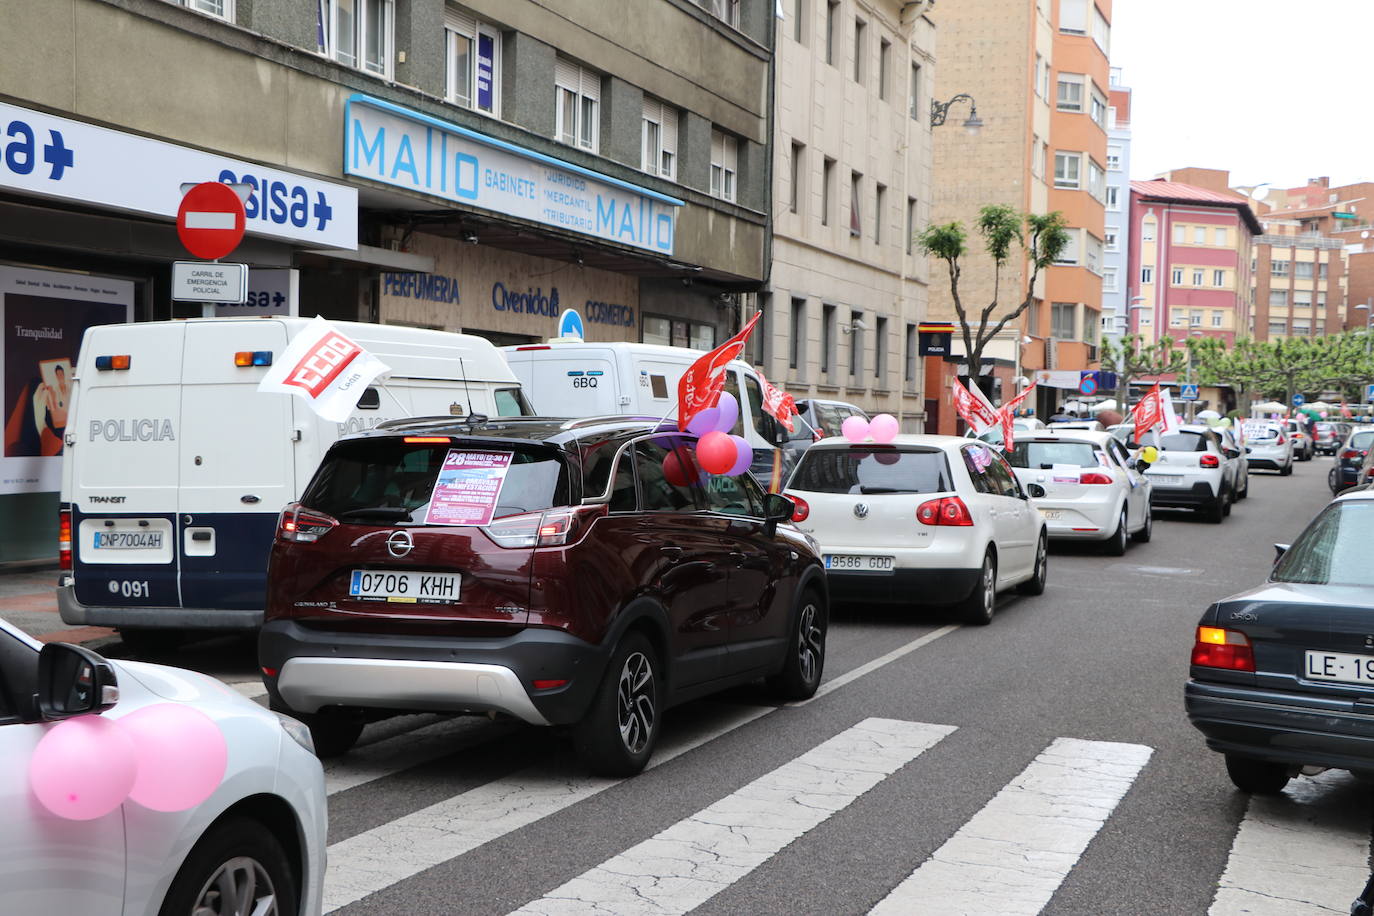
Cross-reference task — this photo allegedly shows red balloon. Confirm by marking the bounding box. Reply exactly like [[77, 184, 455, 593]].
[[696, 430, 738, 475], [662, 447, 697, 487]]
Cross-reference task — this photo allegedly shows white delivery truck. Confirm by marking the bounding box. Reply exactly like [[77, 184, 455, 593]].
[[501, 340, 790, 485], [58, 317, 530, 649]]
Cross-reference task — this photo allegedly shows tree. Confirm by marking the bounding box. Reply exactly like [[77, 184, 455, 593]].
[[1099, 334, 1191, 409], [1192, 334, 1374, 412], [919, 206, 1069, 398]]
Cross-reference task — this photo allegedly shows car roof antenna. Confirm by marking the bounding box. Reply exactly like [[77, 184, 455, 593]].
[[458, 356, 487, 427]]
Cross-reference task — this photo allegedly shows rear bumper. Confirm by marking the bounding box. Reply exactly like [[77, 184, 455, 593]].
[[1247, 455, 1288, 470], [1149, 481, 1217, 509], [57, 584, 263, 630], [259, 618, 605, 726], [1185, 678, 1374, 771], [824, 566, 981, 605]]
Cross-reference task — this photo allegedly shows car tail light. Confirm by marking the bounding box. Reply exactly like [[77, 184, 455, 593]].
[[58, 509, 72, 570], [1341, 448, 1367, 461], [486, 505, 607, 548], [277, 503, 338, 543], [1192, 626, 1255, 672], [1079, 472, 1113, 485], [916, 496, 974, 526], [1199, 454, 1220, 468], [532, 679, 568, 690], [786, 494, 810, 522], [1276, 433, 1286, 445]]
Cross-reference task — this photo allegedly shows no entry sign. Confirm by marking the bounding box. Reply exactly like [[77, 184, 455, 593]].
[[177, 181, 246, 259]]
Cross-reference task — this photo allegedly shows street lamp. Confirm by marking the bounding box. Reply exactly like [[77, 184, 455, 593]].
[[1356, 301, 1373, 355], [1128, 295, 1148, 335], [930, 94, 984, 135]]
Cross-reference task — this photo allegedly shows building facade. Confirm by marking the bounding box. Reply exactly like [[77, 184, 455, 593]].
[[1127, 180, 1261, 346], [764, 0, 936, 430], [1102, 68, 1131, 342], [928, 0, 1111, 426], [1251, 222, 1345, 341], [0, 0, 775, 563]]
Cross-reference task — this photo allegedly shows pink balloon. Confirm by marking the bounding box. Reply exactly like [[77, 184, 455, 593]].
[[714, 392, 740, 433], [869, 413, 899, 444], [686, 407, 721, 437], [30, 715, 137, 820], [724, 435, 753, 476], [121, 704, 227, 812], [842, 416, 870, 443], [696, 430, 738, 475]]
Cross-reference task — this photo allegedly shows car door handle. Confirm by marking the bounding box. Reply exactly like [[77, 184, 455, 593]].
[[728, 550, 747, 566], [660, 545, 684, 562]]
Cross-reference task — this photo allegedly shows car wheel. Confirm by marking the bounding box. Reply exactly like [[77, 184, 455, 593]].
[[1281, 462, 1293, 477], [1224, 754, 1291, 795], [158, 815, 298, 916], [574, 631, 660, 777], [1131, 506, 1153, 543], [1017, 532, 1048, 596], [958, 550, 997, 626], [119, 629, 182, 656], [1103, 508, 1129, 556], [1221, 490, 1232, 517], [1206, 491, 1227, 524], [1237, 476, 1248, 500], [767, 588, 827, 700]]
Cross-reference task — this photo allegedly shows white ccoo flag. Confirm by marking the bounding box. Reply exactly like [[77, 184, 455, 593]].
[[257, 316, 391, 422]]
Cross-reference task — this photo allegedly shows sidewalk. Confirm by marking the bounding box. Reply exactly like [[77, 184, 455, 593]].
[[0, 567, 116, 646]]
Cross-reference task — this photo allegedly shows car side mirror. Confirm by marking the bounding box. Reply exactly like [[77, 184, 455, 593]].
[[1225, 449, 1240, 459], [37, 643, 119, 720], [763, 492, 793, 535], [1027, 483, 1045, 498], [1244, 446, 1253, 454], [1273, 543, 1290, 563]]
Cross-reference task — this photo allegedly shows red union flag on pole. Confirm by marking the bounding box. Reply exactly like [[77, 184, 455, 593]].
[[677, 311, 762, 431], [952, 379, 999, 435], [758, 370, 798, 433], [258, 316, 391, 422], [1132, 382, 1165, 442]]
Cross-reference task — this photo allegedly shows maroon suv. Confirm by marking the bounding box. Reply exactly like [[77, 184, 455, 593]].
[[260, 416, 827, 775]]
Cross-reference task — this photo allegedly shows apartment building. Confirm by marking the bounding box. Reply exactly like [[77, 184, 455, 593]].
[[1127, 179, 1261, 346], [1102, 68, 1132, 342], [1252, 222, 1345, 340], [1262, 177, 1366, 331], [0, 0, 773, 563], [928, 0, 1111, 425], [764, 0, 936, 429]]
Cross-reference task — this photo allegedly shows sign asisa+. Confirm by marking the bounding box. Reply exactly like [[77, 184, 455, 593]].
[[344, 95, 681, 256]]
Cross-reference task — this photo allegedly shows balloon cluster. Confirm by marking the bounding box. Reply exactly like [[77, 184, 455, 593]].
[[30, 704, 228, 820], [678, 392, 754, 476], [841, 413, 900, 444]]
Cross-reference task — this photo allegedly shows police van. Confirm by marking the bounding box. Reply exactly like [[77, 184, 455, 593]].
[[58, 317, 529, 649], [501, 340, 790, 486]]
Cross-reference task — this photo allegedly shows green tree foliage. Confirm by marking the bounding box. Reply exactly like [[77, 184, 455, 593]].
[[1099, 334, 1191, 406], [1192, 333, 1374, 409], [919, 206, 1070, 395]]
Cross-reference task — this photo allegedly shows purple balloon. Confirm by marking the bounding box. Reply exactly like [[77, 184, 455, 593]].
[[724, 435, 753, 476], [714, 392, 740, 433], [686, 407, 721, 436]]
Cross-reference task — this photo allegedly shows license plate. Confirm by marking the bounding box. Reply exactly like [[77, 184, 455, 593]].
[[349, 570, 461, 603], [1304, 650, 1374, 685], [1152, 475, 1184, 486], [825, 555, 894, 573], [92, 530, 165, 550], [1041, 510, 1062, 520]]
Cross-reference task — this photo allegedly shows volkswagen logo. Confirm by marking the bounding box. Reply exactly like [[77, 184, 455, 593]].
[[853, 503, 870, 519], [386, 530, 414, 557]]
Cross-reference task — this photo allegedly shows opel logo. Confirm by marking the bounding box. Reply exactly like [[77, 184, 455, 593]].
[[386, 530, 414, 557], [853, 503, 870, 519]]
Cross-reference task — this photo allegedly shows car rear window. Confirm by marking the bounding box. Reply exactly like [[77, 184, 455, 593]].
[[1352, 431, 1374, 450], [1272, 500, 1374, 587], [1158, 432, 1207, 452], [1006, 441, 1099, 469], [303, 439, 569, 524], [1243, 424, 1280, 442], [789, 447, 952, 495]]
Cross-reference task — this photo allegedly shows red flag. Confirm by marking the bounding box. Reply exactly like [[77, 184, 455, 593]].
[[677, 312, 762, 431], [952, 379, 999, 434], [758, 370, 798, 433], [998, 383, 1037, 450], [1132, 382, 1164, 441]]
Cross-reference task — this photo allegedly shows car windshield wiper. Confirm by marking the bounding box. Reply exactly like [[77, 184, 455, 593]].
[[337, 507, 414, 522], [858, 486, 903, 494]]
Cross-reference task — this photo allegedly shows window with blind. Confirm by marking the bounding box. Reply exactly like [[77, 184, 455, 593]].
[[445, 10, 500, 116], [1056, 74, 1085, 112], [555, 58, 600, 152], [318, 0, 393, 76], [642, 98, 679, 180], [710, 130, 738, 203], [1059, 0, 1087, 34]]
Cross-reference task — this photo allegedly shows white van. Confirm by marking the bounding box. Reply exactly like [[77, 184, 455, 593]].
[[58, 317, 530, 646], [501, 340, 790, 484]]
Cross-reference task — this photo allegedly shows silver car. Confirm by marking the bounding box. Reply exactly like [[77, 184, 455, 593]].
[[1241, 420, 1294, 475]]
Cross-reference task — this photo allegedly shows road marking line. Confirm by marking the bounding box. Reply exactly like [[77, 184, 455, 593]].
[[870, 737, 1152, 915], [789, 624, 960, 706], [322, 704, 771, 913], [1209, 770, 1371, 916], [509, 718, 955, 916], [324, 717, 515, 796]]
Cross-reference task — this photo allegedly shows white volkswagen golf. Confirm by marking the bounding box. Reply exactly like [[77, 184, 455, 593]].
[[1002, 430, 1153, 555], [0, 618, 326, 915], [784, 435, 1048, 625]]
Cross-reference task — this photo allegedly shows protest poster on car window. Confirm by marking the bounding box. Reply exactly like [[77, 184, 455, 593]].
[[424, 451, 514, 526]]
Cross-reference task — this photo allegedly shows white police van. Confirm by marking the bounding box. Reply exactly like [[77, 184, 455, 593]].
[[58, 317, 529, 648], [501, 339, 790, 487]]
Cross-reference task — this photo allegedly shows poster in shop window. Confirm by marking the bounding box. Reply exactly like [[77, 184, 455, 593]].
[[424, 450, 514, 526], [1, 266, 133, 496]]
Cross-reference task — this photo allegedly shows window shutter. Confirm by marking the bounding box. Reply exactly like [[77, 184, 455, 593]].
[[580, 66, 600, 102], [642, 96, 658, 124], [555, 57, 580, 92], [662, 104, 678, 154], [444, 9, 475, 35]]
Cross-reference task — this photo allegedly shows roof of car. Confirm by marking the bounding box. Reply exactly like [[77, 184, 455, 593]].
[[359, 415, 673, 450], [1018, 429, 1117, 446], [809, 433, 970, 452], [1334, 485, 1374, 503]]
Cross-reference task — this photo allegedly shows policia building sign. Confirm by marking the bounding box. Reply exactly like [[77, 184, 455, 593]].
[[918, 322, 955, 357]]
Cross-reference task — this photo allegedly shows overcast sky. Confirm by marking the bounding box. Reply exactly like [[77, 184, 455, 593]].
[[1110, 0, 1374, 192]]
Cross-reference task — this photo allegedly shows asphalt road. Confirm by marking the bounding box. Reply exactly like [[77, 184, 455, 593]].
[[9, 455, 1364, 914]]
